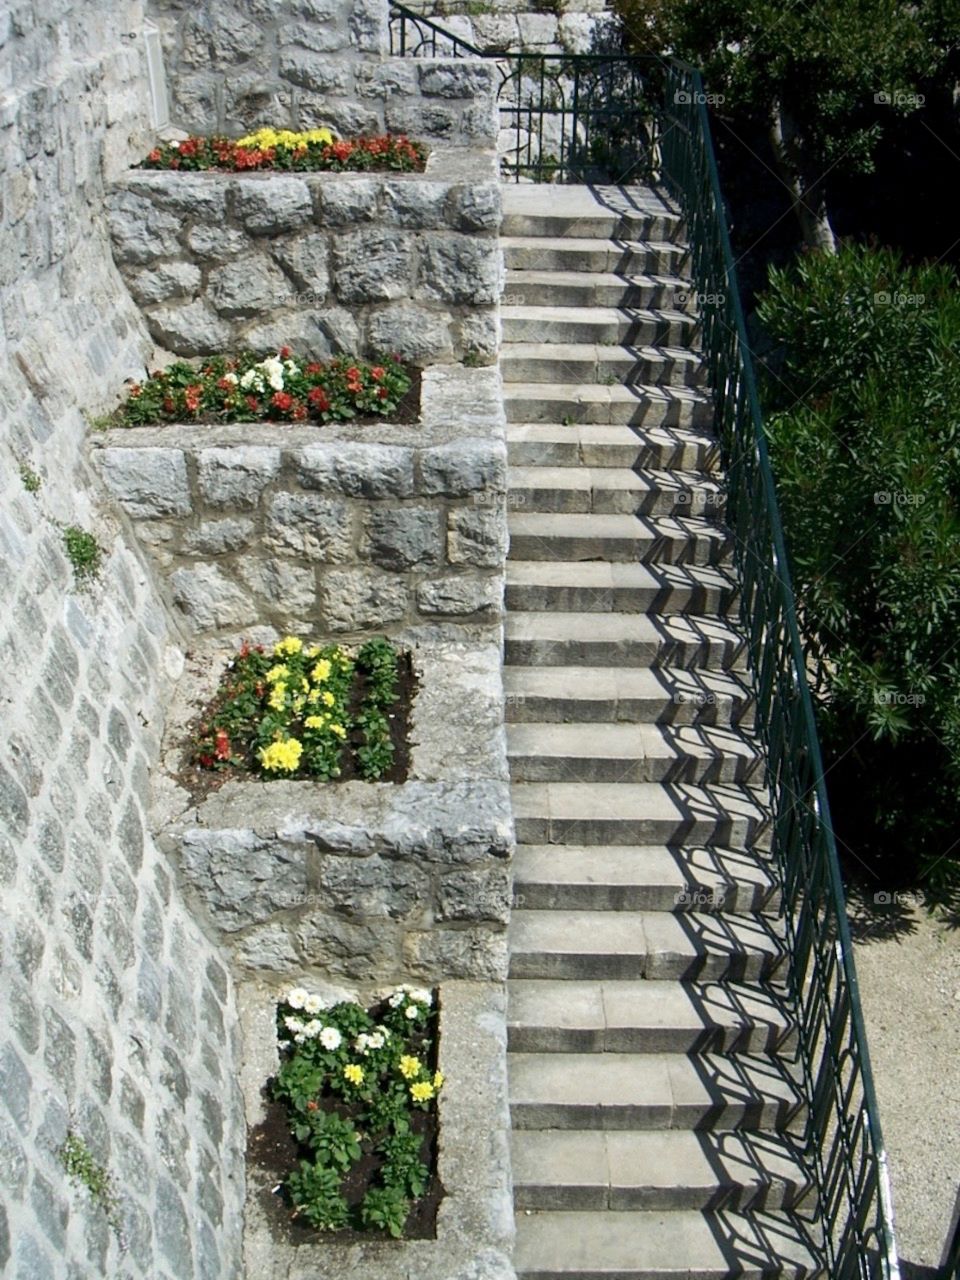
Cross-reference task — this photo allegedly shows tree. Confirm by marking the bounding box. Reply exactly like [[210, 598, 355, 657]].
[[615, 0, 939, 249]]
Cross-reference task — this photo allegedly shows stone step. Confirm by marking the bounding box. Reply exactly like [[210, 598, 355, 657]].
[[507, 512, 732, 568], [513, 1208, 822, 1278], [511, 1128, 811, 1211], [504, 268, 693, 313], [506, 722, 764, 785], [503, 665, 753, 727], [508, 465, 725, 517], [507, 979, 793, 1056], [501, 342, 707, 389], [502, 234, 690, 277], [504, 610, 748, 670], [512, 844, 778, 915], [509, 909, 784, 982], [501, 304, 699, 350], [506, 422, 722, 472], [511, 781, 771, 848], [508, 1051, 803, 1131], [505, 561, 740, 618], [501, 205, 685, 246], [503, 382, 713, 429]]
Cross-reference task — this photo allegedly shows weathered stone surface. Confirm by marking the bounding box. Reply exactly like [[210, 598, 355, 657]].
[[419, 62, 495, 100], [265, 492, 353, 561], [148, 300, 232, 356], [382, 180, 449, 228], [182, 518, 255, 555], [418, 234, 501, 305], [404, 926, 508, 980], [417, 575, 501, 616], [451, 183, 502, 233], [208, 256, 292, 317], [196, 447, 281, 509], [367, 304, 454, 363], [184, 224, 249, 261], [296, 442, 415, 498], [278, 49, 349, 93], [239, 312, 343, 360], [317, 854, 429, 918], [436, 866, 511, 923], [315, 179, 380, 226], [180, 829, 310, 930], [127, 262, 201, 306], [448, 506, 509, 567], [319, 568, 409, 631], [107, 189, 181, 263], [234, 557, 316, 614], [170, 564, 257, 630], [237, 178, 313, 235], [295, 914, 389, 975], [233, 924, 300, 971], [366, 506, 442, 570], [420, 438, 507, 496], [272, 232, 329, 296], [332, 230, 412, 302], [97, 448, 191, 519]]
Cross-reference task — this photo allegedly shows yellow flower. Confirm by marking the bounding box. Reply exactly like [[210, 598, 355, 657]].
[[311, 659, 332, 683], [306, 688, 321, 704], [268, 682, 287, 711], [304, 715, 326, 730], [300, 677, 309, 692], [321, 690, 335, 707], [274, 636, 303, 656], [398, 1055, 422, 1080], [343, 1064, 364, 1086], [292, 695, 305, 713], [266, 664, 289, 683], [236, 126, 334, 150], [330, 723, 346, 739], [433, 1071, 444, 1090], [307, 646, 321, 659], [259, 738, 303, 773], [410, 1082, 435, 1103]]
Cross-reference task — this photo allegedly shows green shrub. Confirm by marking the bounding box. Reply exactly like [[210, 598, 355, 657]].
[[757, 244, 960, 897], [62, 525, 103, 585]]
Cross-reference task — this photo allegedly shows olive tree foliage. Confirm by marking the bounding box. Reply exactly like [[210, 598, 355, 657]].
[[615, 0, 947, 249]]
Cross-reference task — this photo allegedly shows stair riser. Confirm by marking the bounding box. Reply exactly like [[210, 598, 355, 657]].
[[508, 754, 763, 786], [509, 1100, 803, 1133], [514, 814, 770, 849], [506, 278, 694, 312], [504, 393, 714, 431], [502, 354, 708, 389], [507, 532, 733, 567], [511, 883, 778, 915], [504, 636, 748, 672], [512, 1181, 810, 1213], [507, 1023, 795, 1056], [512, 487, 726, 518], [502, 315, 700, 350], [508, 952, 784, 983], [507, 434, 722, 474], [503, 245, 690, 275], [501, 213, 685, 242], [504, 581, 739, 617], [505, 693, 752, 728]]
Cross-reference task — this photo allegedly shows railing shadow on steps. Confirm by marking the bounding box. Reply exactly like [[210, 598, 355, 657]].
[[389, 10, 901, 1278]]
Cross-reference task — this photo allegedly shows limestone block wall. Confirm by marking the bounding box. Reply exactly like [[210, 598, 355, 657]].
[[0, 3, 246, 1276], [106, 153, 502, 364], [394, 0, 616, 55], [92, 368, 508, 639]]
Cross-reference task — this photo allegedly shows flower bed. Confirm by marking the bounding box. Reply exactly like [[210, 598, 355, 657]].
[[256, 983, 444, 1239], [103, 350, 415, 428], [187, 634, 413, 787], [140, 129, 427, 174]]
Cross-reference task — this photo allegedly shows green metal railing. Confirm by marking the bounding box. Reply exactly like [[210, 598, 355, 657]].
[[389, 12, 902, 1277], [944, 1210, 960, 1280]]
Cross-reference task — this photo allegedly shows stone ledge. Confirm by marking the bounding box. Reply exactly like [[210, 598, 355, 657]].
[[239, 978, 516, 1280]]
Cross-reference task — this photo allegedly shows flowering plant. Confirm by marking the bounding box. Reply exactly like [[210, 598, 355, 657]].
[[192, 634, 405, 782], [271, 983, 442, 1236], [140, 130, 426, 173], [114, 349, 412, 428]]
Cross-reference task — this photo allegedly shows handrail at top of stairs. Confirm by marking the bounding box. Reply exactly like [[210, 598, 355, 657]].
[[388, 13, 902, 1278]]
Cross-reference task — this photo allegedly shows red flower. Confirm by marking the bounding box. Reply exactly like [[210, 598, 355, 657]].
[[377, 387, 389, 400], [214, 729, 231, 760], [245, 395, 261, 411], [345, 366, 361, 381], [306, 1101, 319, 1112], [163, 396, 176, 413], [271, 391, 294, 412], [279, 346, 292, 359], [347, 381, 362, 396], [306, 362, 322, 375], [129, 383, 141, 398], [308, 387, 330, 411], [147, 149, 161, 163], [292, 403, 308, 421], [370, 366, 385, 382], [332, 141, 354, 161], [198, 754, 215, 767], [216, 377, 235, 392]]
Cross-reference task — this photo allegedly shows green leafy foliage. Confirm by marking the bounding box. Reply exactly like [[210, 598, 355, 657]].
[[359, 1185, 410, 1238], [757, 244, 960, 892], [355, 638, 401, 779], [139, 131, 426, 174], [62, 525, 102, 585], [287, 1160, 350, 1230], [59, 1132, 122, 1234], [19, 462, 41, 493]]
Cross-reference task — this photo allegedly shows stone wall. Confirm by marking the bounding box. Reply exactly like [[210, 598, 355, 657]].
[[0, 3, 246, 1276], [392, 0, 616, 55], [106, 151, 502, 364]]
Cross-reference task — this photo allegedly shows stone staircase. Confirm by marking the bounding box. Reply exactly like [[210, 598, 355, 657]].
[[500, 185, 823, 1278]]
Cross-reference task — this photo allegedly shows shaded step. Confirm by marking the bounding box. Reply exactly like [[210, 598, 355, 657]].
[[508, 1051, 803, 1131], [507, 512, 732, 567], [514, 1208, 822, 1279], [508, 908, 784, 982], [507, 979, 794, 1055], [502, 234, 690, 276], [503, 381, 713, 429], [501, 342, 707, 389], [511, 1128, 811, 1210], [504, 267, 694, 312], [503, 665, 753, 727], [501, 199, 684, 245], [512, 844, 778, 915], [504, 610, 748, 670], [505, 561, 740, 618], [501, 304, 699, 350], [511, 781, 771, 848], [508, 466, 725, 517], [506, 423, 722, 474], [506, 722, 763, 785]]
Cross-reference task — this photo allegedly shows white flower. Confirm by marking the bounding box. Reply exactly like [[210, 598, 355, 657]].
[[303, 994, 325, 1015], [170, 140, 180, 149], [284, 359, 298, 376], [240, 369, 264, 392], [409, 988, 432, 1007], [284, 1016, 305, 1033], [286, 987, 309, 1010], [319, 1026, 342, 1051], [294, 1032, 307, 1044], [221, 371, 238, 385], [388, 990, 405, 1008], [367, 1031, 385, 1050], [376, 1024, 391, 1040], [354, 1033, 372, 1055], [261, 356, 285, 391], [303, 1020, 323, 1038], [405, 1005, 419, 1020]]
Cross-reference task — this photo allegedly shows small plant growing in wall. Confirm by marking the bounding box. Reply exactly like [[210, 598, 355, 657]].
[[18, 461, 42, 494], [62, 525, 103, 586], [58, 1131, 122, 1238]]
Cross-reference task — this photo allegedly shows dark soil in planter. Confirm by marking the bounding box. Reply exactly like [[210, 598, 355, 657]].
[[178, 650, 417, 803], [247, 998, 444, 1243]]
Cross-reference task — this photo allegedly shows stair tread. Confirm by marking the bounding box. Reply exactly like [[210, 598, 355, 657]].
[[504, 380, 711, 404], [511, 780, 769, 824], [503, 663, 749, 697], [506, 559, 736, 591], [513, 843, 774, 892], [510, 907, 783, 959], [502, 341, 703, 363], [508, 511, 727, 535], [502, 235, 687, 254], [508, 465, 722, 492], [501, 303, 695, 325], [514, 1208, 821, 1277], [507, 721, 761, 760], [505, 267, 692, 290], [505, 609, 743, 643]]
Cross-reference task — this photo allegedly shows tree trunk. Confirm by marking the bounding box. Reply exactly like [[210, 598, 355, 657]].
[[769, 99, 837, 253]]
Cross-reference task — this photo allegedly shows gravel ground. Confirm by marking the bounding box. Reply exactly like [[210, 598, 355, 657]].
[[849, 896, 960, 1271]]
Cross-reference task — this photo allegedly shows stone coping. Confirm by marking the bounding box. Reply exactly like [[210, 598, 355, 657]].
[[239, 978, 516, 1280]]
